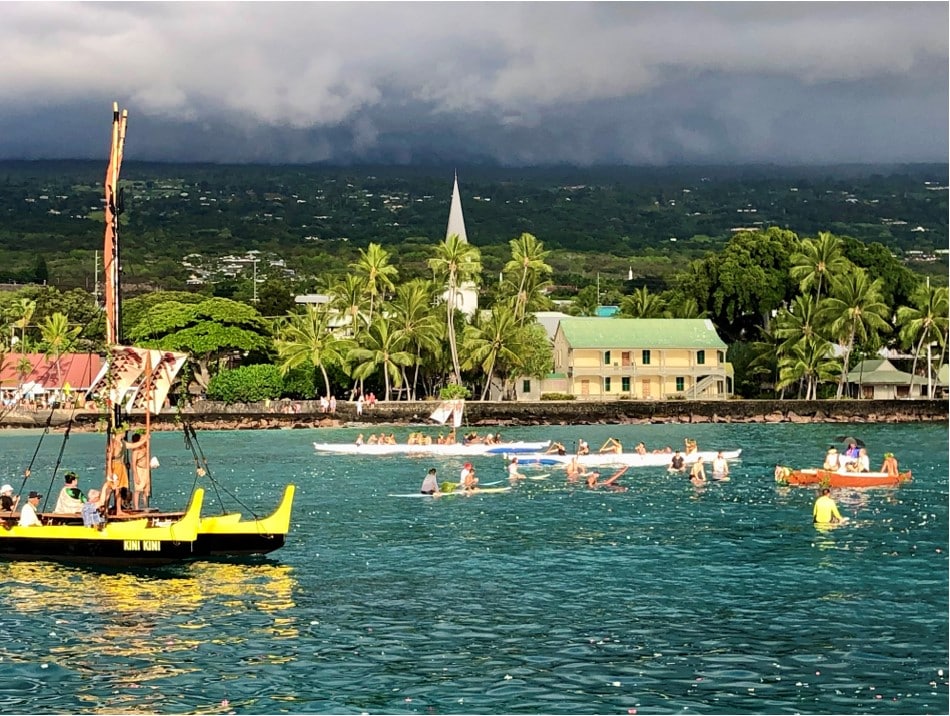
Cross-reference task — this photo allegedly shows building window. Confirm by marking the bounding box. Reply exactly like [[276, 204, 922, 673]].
[[697, 350, 705, 365], [604, 350, 611, 365], [604, 377, 611, 392], [676, 376, 685, 391], [642, 350, 651, 365], [718, 350, 724, 363], [522, 379, 531, 394], [622, 376, 630, 392]]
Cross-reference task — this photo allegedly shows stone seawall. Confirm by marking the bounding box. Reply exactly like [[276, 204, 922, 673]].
[[18, 398, 945, 431]]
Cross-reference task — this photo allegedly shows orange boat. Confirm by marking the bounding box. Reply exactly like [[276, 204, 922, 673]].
[[775, 466, 912, 489]]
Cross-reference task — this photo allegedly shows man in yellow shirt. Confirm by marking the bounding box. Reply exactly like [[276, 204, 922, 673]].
[[813, 488, 845, 524]]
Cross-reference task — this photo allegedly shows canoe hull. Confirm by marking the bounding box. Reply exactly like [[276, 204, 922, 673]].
[[780, 468, 912, 489], [513, 449, 742, 468], [313, 441, 550, 456], [0, 489, 205, 566]]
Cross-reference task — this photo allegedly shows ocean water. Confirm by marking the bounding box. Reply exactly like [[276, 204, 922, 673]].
[[0, 421, 946, 715]]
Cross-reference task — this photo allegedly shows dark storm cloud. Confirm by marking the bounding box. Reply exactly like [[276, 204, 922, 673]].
[[0, 2, 945, 165]]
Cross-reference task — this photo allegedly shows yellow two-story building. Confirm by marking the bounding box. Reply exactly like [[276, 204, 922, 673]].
[[549, 318, 734, 400]]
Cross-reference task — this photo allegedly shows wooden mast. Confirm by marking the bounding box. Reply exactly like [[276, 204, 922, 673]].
[[103, 102, 128, 347], [103, 103, 128, 502]]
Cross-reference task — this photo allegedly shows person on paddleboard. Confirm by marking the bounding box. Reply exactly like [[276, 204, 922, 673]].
[[507, 457, 526, 480], [420, 468, 441, 496]]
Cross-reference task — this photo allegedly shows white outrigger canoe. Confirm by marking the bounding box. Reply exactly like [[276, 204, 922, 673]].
[[312, 440, 551, 457], [509, 449, 742, 468]]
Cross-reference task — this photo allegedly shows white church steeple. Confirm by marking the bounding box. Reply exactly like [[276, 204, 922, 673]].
[[443, 171, 478, 317], [446, 171, 468, 243]]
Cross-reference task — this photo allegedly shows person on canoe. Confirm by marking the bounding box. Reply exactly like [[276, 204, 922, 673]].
[[823, 447, 840, 470], [813, 488, 846, 525], [598, 437, 623, 454], [880, 452, 900, 477], [420, 468, 441, 496], [577, 439, 590, 456], [668, 450, 686, 473]]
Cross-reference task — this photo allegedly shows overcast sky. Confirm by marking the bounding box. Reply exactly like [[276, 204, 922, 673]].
[[0, 2, 946, 166]]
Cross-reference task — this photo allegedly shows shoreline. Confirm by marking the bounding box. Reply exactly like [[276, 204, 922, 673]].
[[2, 398, 946, 432]]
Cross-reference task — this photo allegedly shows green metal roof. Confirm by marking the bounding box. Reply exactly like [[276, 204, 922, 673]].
[[557, 318, 727, 349], [851, 370, 916, 385], [851, 359, 892, 374]]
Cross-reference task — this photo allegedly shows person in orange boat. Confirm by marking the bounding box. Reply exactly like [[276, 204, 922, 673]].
[[880, 452, 900, 477]]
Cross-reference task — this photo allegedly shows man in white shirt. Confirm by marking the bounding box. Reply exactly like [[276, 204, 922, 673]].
[[19, 491, 42, 527]]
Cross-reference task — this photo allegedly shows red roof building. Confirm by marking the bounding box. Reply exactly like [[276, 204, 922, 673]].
[[0, 353, 104, 392]]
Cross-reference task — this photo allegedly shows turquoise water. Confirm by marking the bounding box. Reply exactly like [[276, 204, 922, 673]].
[[0, 422, 947, 714]]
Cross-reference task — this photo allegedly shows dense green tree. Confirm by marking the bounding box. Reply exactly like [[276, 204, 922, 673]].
[[126, 297, 271, 392], [251, 278, 294, 318], [207, 364, 284, 404]]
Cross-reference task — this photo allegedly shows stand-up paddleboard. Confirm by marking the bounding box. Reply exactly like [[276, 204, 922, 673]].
[[389, 486, 513, 498]]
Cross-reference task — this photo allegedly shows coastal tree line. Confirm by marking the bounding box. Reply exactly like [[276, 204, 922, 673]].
[[0, 225, 946, 404]]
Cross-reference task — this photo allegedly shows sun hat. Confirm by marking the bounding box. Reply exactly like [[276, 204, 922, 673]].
[[0, 484, 12, 495], [464, 462, 472, 469], [28, 491, 42, 499]]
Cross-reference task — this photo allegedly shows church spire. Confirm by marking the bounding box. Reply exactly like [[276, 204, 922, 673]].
[[445, 170, 468, 243]]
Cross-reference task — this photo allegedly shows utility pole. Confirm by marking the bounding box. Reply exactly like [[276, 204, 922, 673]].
[[94, 251, 100, 307]]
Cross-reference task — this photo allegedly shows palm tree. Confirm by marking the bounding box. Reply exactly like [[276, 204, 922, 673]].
[[275, 305, 350, 400], [773, 294, 826, 352], [351, 243, 398, 323], [347, 316, 414, 401], [462, 306, 521, 400], [896, 282, 949, 398], [428, 234, 481, 385], [13, 297, 36, 350], [390, 279, 443, 400], [619, 286, 667, 318], [504, 232, 553, 325], [39, 312, 82, 382], [776, 337, 839, 400], [789, 231, 849, 302], [821, 268, 892, 398], [666, 295, 708, 319]]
